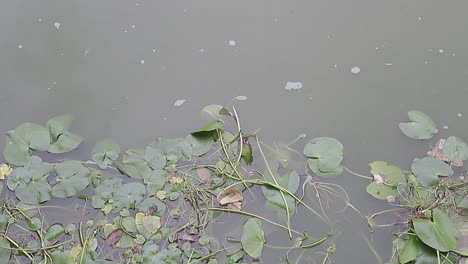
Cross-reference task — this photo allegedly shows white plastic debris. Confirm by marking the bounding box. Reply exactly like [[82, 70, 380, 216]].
[[54, 22, 61, 29], [173, 99, 186, 107], [140, 60, 145, 64], [285, 82, 303, 91], [234, 96, 247, 101], [351, 66, 361, 74], [229, 40, 236, 46], [457, 113, 462, 117]]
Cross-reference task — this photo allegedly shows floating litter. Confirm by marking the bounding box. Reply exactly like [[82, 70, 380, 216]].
[[234, 96, 247, 101], [54, 22, 61, 29], [351, 66, 361, 74], [285, 82, 303, 91], [173, 99, 186, 107], [229, 40, 236, 46]]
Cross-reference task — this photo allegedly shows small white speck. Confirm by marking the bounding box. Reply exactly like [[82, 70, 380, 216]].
[[123, 30, 128, 33], [47, 87, 51, 91], [199, 48, 205, 53], [285, 82, 303, 91], [136, 3, 140, 6], [18, 44, 23, 49], [54, 22, 61, 29], [333, 64, 337, 68], [163, 117, 167, 120], [140, 60, 145, 64], [234, 95, 247, 101], [274, 18, 278, 22], [131, 25, 136, 28], [384, 63, 393, 66], [229, 40, 236, 46], [424, 61, 428, 64], [84, 49, 90, 56], [38, 18, 42, 22], [53, 82, 57, 85], [112, 107, 117, 111], [152, 49, 158, 53], [417, 17, 422, 21], [452, 53, 456, 56], [443, 125, 449, 129], [457, 113, 462, 117], [351, 66, 361, 74], [173, 99, 186, 107], [375, 47, 379, 50], [124, 96, 129, 100], [439, 49, 444, 53]]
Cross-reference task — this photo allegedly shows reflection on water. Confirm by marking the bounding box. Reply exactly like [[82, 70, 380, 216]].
[[1, 0, 468, 262]]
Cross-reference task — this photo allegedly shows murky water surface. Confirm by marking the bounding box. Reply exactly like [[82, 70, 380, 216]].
[[1, 1, 467, 263]]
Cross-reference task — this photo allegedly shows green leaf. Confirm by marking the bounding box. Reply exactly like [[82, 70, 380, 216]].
[[27, 217, 42, 230], [261, 171, 299, 213], [413, 209, 459, 252], [144, 146, 166, 170], [141, 215, 161, 234], [241, 142, 253, 165], [443, 136, 468, 161], [0, 237, 11, 262], [411, 157, 453, 187], [399, 238, 418, 264], [51, 161, 91, 198], [192, 120, 222, 134], [6, 156, 53, 204], [241, 218, 265, 258], [92, 139, 120, 169], [45, 224, 65, 242], [366, 161, 406, 200], [304, 137, 343, 174], [123, 149, 152, 179], [307, 159, 343, 177], [47, 115, 73, 141], [4, 123, 51, 165], [92, 179, 146, 213], [50, 251, 73, 264], [143, 169, 167, 196], [47, 131, 83, 153], [185, 134, 214, 157], [399, 111, 437, 140]]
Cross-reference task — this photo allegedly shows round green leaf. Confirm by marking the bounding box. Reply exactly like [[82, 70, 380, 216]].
[[413, 209, 459, 252], [3, 132, 31, 166], [27, 217, 42, 231], [13, 123, 51, 151], [45, 224, 65, 242], [442, 136, 468, 161], [399, 111, 437, 140], [92, 139, 120, 169], [6, 156, 53, 204], [411, 157, 453, 187], [123, 149, 152, 179], [145, 146, 166, 170], [52, 160, 91, 198], [47, 115, 73, 141], [399, 238, 418, 264], [304, 137, 343, 172], [47, 131, 83, 153], [185, 134, 213, 157], [307, 159, 343, 177], [0, 237, 11, 262], [241, 218, 265, 259], [141, 215, 161, 234]]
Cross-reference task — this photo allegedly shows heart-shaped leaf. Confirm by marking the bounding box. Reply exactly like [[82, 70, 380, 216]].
[[442, 136, 468, 161], [46, 115, 82, 153], [51, 160, 91, 198], [261, 171, 299, 213], [4, 123, 51, 165], [399, 111, 437, 140], [45, 224, 65, 242], [366, 161, 406, 200], [6, 156, 53, 204], [241, 218, 265, 259], [411, 157, 453, 187], [304, 138, 343, 172], [413, 209, 459, 252], [92, 139, 120, 169]]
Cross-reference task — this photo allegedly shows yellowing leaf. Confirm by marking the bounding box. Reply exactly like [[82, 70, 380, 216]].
[[219, 188, 243, 210], [0, 164, 12, 180]]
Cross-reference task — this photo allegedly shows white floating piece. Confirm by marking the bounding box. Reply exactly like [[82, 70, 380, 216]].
[[351, 66, 361, 74], [285, 82, 303, 91], [173, 99, 186, 107]]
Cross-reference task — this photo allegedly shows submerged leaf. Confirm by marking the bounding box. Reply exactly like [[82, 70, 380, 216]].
[[411, 157, 453, 187], [399, 111, 437, 140], [413, 209, 459, 252], [261, 171, 299, 213], [45, 224, 65, 242], [241, 218, 265, 258]]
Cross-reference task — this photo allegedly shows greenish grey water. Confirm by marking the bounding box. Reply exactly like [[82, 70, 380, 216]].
[[1, 0, 467, 263]]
